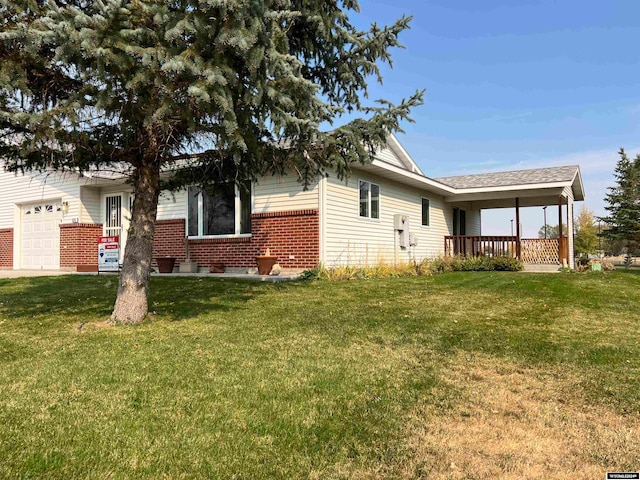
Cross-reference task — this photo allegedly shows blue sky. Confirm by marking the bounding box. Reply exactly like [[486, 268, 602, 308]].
[[349, 0, 640, 236]]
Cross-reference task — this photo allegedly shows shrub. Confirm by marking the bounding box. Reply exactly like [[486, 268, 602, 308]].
[[490, 256, 524, 271], [428, 257, 453, 273], [299, 267, 321, 281], [601, 261, 615, 271], [301, 255, 524, 281]]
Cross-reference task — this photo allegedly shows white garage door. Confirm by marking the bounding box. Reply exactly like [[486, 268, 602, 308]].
[[21, 202, 62, 269]]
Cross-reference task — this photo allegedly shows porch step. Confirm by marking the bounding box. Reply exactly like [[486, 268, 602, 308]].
[[523, 264, 561, 273]]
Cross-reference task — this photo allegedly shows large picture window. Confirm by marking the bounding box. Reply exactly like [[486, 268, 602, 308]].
[[188, 182, 251, 237], [359, 180, 380, 219]]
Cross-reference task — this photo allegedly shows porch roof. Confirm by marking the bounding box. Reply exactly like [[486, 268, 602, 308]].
[[435, 165, 580, 191], [435, 165, 584, 206], [355, 160, 584, 207]]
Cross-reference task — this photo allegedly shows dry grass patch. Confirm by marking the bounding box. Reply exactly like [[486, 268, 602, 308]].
[[399, 353, 640, 480]]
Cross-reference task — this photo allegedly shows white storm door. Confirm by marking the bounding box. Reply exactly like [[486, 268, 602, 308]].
[[21, 202, 62, 269], [103, 193, 130, 263]]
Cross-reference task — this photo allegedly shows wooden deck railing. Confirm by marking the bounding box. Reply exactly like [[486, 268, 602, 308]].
[[444, 236, 517, 258], [521, 238, 560, 264], [445, 235, 569, 265]]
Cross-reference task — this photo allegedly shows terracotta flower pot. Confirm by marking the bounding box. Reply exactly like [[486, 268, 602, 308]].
[[209, 262, 225, 274], [255, 255, 278, 275], [156, 257, 176, 273]]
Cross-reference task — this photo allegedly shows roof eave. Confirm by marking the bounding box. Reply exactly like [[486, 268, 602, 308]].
[[571, 168, 585, 201], [386, 133, 425, 176], [354, 160, 456, 196]]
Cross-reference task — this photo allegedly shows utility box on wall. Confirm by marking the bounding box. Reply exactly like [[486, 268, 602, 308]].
[[394, 214, 410, 249], [394, 214, 408, 230]]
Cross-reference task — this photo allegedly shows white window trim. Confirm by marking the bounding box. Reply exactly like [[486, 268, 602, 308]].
[[358, 179, 381, 221], [187, 183, 252, 238], [421, 197, 430, 227]]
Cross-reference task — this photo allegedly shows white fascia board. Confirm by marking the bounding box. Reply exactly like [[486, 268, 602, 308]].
[[570, 169, 585, 201], [446, 188, 565, 204], [358, 160, 456, 196], [443, 181, 571, 202], [386, 133, 425, 176], [359, 157, 582, 204]]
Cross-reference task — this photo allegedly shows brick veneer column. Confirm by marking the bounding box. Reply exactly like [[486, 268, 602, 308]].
[[0, 228, 13, 269], [59, 223, 103, 271]]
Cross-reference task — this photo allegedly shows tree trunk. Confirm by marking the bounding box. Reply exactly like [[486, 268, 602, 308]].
[[111, 160, 161, 324]]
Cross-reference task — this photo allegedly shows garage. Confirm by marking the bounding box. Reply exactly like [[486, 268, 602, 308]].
[[21, 201, 62, 269]]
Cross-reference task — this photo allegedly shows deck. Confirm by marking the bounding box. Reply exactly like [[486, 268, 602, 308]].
[[444, 235, 569, 265]]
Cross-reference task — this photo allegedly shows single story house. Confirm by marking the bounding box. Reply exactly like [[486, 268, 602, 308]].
[[0, 134, 584, 272]]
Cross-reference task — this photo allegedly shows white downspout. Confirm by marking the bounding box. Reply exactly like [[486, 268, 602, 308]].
[[318, 176, 326, 266]]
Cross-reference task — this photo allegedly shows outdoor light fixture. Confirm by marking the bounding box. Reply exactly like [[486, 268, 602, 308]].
[[61, 201, 69, 213]]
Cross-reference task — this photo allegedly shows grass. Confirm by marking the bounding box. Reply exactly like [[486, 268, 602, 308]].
[[0, 270, 639, 478]]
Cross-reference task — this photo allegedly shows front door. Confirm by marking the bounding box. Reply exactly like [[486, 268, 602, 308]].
[[103, 193, 131, 263], [452, 208, 467, 255], [453, 208, 466, 236]]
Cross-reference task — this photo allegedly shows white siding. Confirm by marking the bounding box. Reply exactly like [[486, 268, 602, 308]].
[[375, 146, 404, 168], [80, 186, 101, 224], [0, 169, 83, 228], [94, 184, 187, 222], [450, 202, 481, 236], [157, 190, 187, 220], [156, 174, 319, 221], [323, 172, 452, 267], [253, 174, 319, 213], [467, 209, 481, 235]]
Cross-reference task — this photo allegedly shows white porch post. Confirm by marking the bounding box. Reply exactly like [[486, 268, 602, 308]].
[[515, 197, 521, 259], [558, 195, 564, 265], [567, 193, 575, 269]]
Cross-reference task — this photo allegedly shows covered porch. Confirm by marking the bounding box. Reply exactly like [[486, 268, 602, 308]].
[[436, 165, 584, 269]]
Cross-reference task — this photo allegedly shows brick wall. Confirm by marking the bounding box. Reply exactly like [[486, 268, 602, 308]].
[[248, 209, 319, 269], [0, 228, 13, 269], [60, 223, 103, 271], [153, 219, 187, 266], [152, 209, 319, 270]]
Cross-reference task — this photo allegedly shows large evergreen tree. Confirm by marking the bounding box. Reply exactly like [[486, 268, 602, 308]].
[[0, 0, 423, 323], [600, 148, 640, 262]]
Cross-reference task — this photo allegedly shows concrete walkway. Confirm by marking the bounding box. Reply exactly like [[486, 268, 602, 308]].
[[523, 264, 561, 273], [0, 269, 79, 278], [0, 269, 299, 282]]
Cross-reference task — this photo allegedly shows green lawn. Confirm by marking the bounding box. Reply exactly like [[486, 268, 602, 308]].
[[1, 271, 639, 479]]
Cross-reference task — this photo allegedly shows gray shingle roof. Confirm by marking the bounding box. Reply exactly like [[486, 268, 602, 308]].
[[435, 165, 579, 190]]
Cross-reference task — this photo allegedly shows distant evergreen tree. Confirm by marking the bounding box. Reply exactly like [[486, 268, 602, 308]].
[[600, 148, 640, 266], [0, 0, 424, 322]]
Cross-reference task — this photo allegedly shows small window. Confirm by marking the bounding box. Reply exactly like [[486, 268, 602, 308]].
[[359, 180, 380, 219], [45, 204, 53, 213], [421, 198, 430, 226], [34, 205, 42, 214]]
